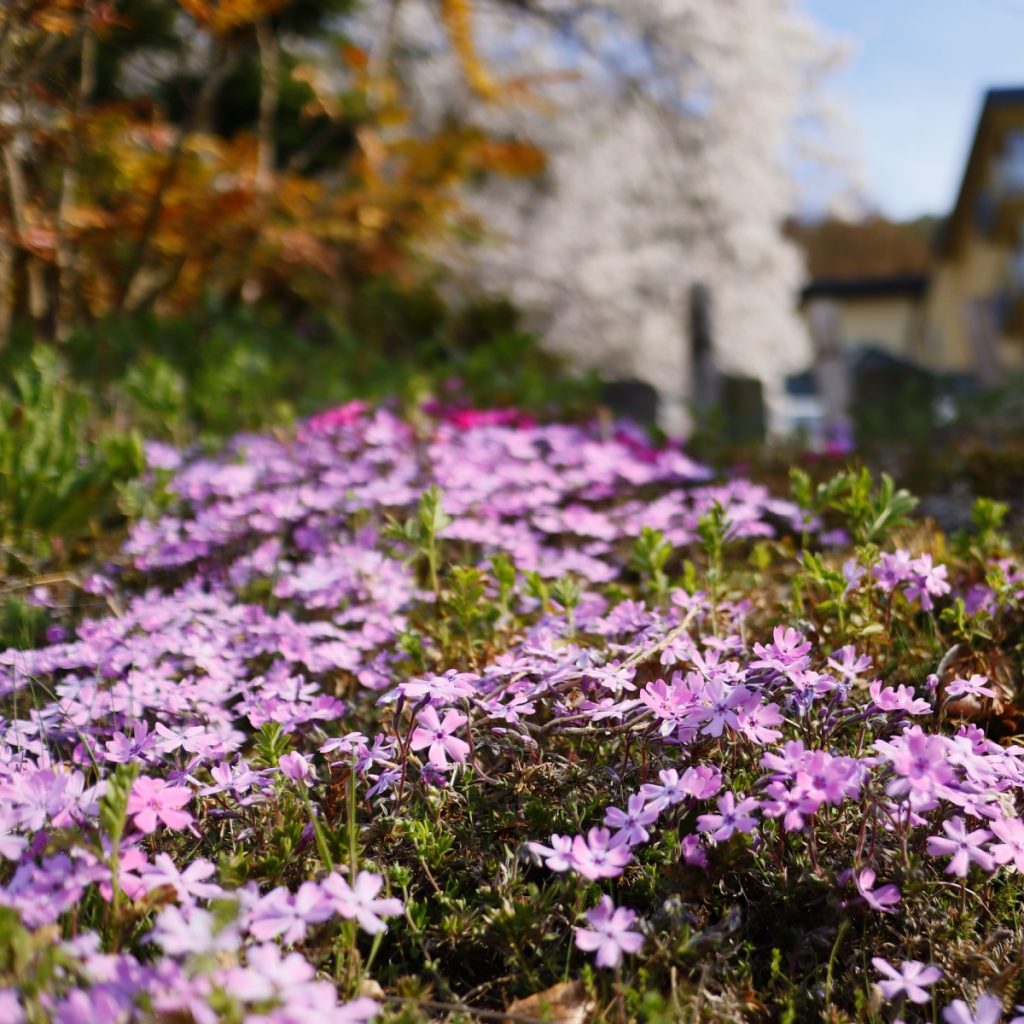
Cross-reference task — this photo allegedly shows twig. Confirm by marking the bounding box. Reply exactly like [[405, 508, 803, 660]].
[[384, 996, 551, 1024]]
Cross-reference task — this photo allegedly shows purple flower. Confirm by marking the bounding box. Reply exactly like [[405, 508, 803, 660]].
[[926, 817, 994, 877], [871, 958, 942, 1004], [873, 550, 914, 591], [526, 834, 575, 872], [904, 554, 950, 610], [852, 868, 900, 913], [104, 722, 156, 764], [697, 792, 760, 842], [989, 815, 1024, 872], [150, 905, 240, 956], [869, 681, 931, 716], [409, 706, 470, 769], [604, 793, 661, 846], [140, 852, 222, 903], [321, 870, 403, 934], [945, 675, 996, 700], [248, 882, 333, 944], [943, 994, 1004, 1024], [574, 895, 643, 968]]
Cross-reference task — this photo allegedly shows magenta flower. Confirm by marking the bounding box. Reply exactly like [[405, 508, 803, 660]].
[[926, 817, 994, 877], [321, 870, 403, 934], [127, 776, 193, 834], [574, 895, 643, 968], [872, 958, 942, 1004], [409, 706, 470, 769]]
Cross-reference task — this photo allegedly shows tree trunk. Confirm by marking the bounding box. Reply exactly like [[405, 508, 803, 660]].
[[3, 136, 48, 327], [55, 3, 98, 340], [255, 19, 280, 190]]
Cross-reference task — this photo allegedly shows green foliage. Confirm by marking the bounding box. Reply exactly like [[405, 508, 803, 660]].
[[792, 466, 918, 546], [440, 565, 498, 664], [252, 722, 292, 768], [49, 292, 598, 444], [0, 347, 144, 568], [550, 576, 582, 635], [99, 763, 140, 849], [828, 469, 918, 545], [387, 486, 452, 600], [0, 596, 50, 650], [630, 527, 672, 602], [953, 497, 1011, 563]]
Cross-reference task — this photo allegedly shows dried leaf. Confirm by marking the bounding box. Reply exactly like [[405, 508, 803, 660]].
[[506, 980, 595, 1024]]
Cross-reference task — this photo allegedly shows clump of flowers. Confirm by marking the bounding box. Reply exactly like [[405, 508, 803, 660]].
[[0, 407, 1022, 1020]]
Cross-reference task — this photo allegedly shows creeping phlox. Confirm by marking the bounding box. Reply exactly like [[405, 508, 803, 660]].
[[0, 403, 1022, 1020]]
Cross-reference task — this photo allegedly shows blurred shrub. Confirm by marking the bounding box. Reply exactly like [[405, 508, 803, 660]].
[[24, 285, 599, 443], [0, 348, 144, 570]]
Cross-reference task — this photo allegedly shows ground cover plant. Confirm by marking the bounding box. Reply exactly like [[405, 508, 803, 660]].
[[2, 404, 1024, 1022]]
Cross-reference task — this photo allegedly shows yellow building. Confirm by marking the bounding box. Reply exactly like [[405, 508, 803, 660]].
[[921, 87, 1024, 382], [785, 88, 1024, 441]]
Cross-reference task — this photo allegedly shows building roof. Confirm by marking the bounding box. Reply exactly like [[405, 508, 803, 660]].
[[787, 216, 932, 284], [935, 86, 1024, 257]]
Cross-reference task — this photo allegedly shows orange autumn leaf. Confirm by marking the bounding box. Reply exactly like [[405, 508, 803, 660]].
[[177, 0, 291, 34]]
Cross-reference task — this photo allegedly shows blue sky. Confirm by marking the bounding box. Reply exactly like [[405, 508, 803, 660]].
[[803, 0, 1024, 220]]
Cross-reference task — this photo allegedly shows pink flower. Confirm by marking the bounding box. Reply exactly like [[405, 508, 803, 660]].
[[409, 707, 470, 769], [127, 777, 193, 834], [926, 817, 994, 877], [0, 990, 23, 1024], [574, 895, 643, 968], [872, 958, 942, 1004], [321, 870, 403, 934]]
